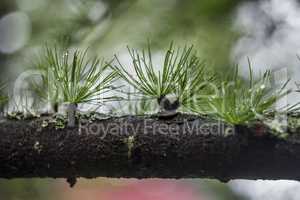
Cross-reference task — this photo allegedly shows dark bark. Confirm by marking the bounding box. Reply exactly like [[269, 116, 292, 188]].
[[0, 113, 300, 186]]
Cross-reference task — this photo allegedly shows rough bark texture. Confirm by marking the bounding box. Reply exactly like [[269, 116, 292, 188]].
[[0, 113, 300, 186]]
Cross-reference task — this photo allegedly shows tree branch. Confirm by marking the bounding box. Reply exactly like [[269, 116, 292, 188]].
[[0, 114, 300, 186]]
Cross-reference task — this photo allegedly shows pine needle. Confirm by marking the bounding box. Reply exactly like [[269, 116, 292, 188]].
[[31, 46, 118, 106], [192, 65, 291, 124]]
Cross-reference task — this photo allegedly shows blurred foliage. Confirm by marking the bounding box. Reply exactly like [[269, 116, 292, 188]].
[[0, 179, 57, 200], [194, 179, 249, 200], [0, 0, 241, 72]]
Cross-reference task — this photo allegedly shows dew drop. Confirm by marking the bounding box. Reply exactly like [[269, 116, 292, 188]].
[[260, 84, 266, 90]]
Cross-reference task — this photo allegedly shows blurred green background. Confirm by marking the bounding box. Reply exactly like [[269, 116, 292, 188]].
[[0, 0, 240, 79], [0, 0, 250, 199]]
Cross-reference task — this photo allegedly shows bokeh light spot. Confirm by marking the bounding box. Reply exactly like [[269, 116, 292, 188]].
[[0, 11, 31, 54]]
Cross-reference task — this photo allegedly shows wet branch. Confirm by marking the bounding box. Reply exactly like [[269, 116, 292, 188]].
[[0, 114, 300, 186]]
